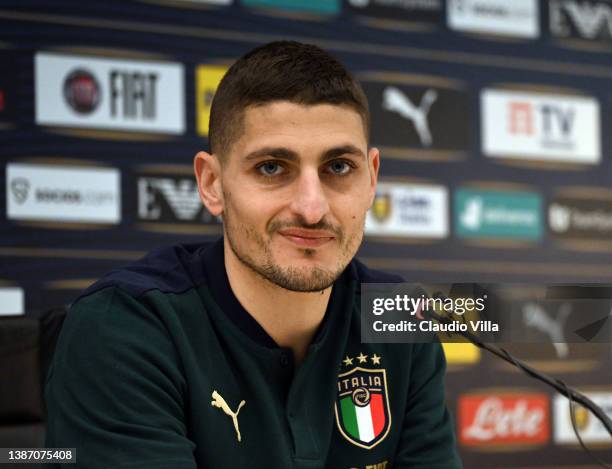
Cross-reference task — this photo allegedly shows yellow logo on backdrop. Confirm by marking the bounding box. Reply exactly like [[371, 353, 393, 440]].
[[442, 343, 480, 365], [574, 404, 589, 431], [196, 65, 228, 136], [372, 192, 392, 223]]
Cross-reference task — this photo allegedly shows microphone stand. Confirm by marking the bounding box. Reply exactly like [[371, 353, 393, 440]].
[[423, 299, 612, 468]]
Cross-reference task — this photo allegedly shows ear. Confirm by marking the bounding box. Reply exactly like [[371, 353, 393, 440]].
[[367, 146, 380, 207], [194, 151, 224, 216]]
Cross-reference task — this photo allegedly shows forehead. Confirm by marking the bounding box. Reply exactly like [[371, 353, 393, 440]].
[[232, 101, 367, 159]]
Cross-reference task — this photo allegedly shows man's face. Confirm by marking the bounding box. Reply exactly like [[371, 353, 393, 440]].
[[211, 101, 378, 292]]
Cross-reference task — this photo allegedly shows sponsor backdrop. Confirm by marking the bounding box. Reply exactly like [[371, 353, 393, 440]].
[[1, 0, 612, 466]]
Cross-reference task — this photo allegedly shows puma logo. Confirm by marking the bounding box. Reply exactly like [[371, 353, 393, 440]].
[[211, 390, 246, 442], [382, 86, 438, 147], [522, 302, 571, 358]]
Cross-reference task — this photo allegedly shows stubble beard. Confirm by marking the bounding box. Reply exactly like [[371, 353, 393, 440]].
[[223, 202, 363, 292]]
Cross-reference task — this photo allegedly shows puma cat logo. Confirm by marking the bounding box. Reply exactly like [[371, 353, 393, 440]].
[[382, 86, 438, 147], [211, 390, 246, 442]]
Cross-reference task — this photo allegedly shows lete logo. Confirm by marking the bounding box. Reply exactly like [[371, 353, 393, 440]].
[[459, 393, 549, 446]]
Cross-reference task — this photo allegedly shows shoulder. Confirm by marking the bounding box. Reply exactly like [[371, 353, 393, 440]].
[[61, 241, 216, 353], [76, 242, 212, 303], [62, 284, 171, 339]]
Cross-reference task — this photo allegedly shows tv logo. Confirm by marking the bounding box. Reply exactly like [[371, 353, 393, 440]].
[[508, 101, 576, 149], [481, 88, 600, 164]]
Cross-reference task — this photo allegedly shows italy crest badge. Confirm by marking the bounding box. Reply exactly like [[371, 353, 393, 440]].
[[335, 354, 391, 449]]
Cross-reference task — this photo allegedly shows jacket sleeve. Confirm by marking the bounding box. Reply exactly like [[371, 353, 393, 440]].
[[45, 286, 197, 469], [394, 342, 462, 468]]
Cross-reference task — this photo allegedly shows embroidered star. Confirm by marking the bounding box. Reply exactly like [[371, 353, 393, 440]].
[[371, 354, 381, 365], [343, 355, 354, 366], [356, 352, 368, 364]]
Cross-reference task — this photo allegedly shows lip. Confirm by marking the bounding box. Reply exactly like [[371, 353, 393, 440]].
[[278, 229, 336, 248]]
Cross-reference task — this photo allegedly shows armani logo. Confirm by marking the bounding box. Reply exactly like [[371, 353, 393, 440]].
[[211, 390, 246, 442], [382, 87, 438, 147]]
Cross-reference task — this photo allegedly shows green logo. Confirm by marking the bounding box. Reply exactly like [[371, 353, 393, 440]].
[[455, 188, 542, 240], [241, 0, 339, 14]]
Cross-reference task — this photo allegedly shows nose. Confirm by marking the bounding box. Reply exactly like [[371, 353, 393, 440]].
[[288, 168, 330, 225]]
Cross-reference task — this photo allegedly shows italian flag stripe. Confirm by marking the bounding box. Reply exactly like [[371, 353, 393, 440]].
[[340, 396, 359, 439], [370, 393, 385, 436], [340, 393, 385, 443], [355, 402, 375, 442]]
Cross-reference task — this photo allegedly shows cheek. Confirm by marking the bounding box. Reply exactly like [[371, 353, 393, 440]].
[[227, 189, 261, 216], [342, 209, 367, 236], [339, 195, 369, 223], [226, 190, 277, 233]]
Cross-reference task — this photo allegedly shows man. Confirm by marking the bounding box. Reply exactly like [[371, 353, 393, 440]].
[[45, 41, 461, 468]]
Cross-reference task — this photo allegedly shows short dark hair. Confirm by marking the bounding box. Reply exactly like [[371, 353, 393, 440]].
[[208, 41, 370, 159]]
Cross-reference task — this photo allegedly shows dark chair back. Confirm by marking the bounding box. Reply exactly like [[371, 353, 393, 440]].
[[0, 308, 66, 468]]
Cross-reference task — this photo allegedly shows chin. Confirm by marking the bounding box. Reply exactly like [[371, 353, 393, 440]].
[[282, 249, 336, 266]]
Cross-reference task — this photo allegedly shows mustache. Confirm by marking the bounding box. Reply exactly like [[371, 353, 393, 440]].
[[268, 219, 343, 238]]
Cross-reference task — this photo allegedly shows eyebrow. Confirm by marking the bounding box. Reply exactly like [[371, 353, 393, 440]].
[[243, 144, 366, 163]]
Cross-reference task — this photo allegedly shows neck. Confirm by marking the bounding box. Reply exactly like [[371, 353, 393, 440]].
[[223, 238, 332, 365]]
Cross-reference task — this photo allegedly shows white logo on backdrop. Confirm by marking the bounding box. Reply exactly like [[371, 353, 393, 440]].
[[447, 0, 540, 38], [554, 392, 612, 444], [481, 89, 601, 164], [382, 86, 438, 147], [464, 397, 546, 441], [138, 178, 201, 220], [10, 178, 30, 204], [522, 302, 571, 358], [6, 163, 120, 223], [460, 197, 483, 230], [549, 203, 572, 232], [35, 52, 185, 134], [365, 182, 448, 238]]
